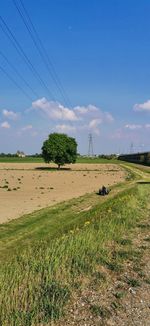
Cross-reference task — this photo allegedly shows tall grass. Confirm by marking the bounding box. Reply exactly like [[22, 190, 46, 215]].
[[0, 184, 149, 325]]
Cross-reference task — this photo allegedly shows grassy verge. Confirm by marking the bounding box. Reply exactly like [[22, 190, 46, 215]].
[[121, 161, 150, 175], [0, 183, 149, 325], [0, 180, 129, 262]]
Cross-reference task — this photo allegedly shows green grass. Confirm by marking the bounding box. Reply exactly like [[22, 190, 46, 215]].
[[0, 156, 43, 163], [0, 156, 119, 164], [76, 157, 119, 164], [0, 183, 149, 325]]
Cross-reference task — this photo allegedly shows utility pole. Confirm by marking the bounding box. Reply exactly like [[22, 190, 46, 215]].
[[88, 133, 94, 157]]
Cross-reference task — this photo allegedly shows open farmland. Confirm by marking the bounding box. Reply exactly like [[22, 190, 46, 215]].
[[0, 162, 125, 224]]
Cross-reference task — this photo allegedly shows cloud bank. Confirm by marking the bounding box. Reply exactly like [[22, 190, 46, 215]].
[[134, 99, 150, 112], [31, 98, 114, 135]]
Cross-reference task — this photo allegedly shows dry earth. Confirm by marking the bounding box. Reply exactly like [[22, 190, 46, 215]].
[[0, 163, 125, 224]]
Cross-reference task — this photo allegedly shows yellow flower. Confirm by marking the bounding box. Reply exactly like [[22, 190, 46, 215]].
[[84, 221, 90, 225]]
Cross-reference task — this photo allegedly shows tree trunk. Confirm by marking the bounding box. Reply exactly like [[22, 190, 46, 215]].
[[58, 164, 61, 170]]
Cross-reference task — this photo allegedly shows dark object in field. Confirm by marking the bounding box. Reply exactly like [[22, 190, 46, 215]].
[[99, 185, 110, 196]]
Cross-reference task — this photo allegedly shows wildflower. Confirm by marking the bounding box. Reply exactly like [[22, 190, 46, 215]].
[[84, 221, 90, 225], [70, 230, 74, 234]]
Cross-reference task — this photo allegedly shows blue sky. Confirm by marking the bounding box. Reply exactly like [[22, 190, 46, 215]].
[[0, 0, 150, 154]]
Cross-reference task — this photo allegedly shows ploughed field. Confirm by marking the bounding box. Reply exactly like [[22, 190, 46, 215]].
[[0, 162, 125, 223]]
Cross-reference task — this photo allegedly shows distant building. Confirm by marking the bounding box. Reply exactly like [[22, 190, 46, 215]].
[[16, 150, 26, 158]]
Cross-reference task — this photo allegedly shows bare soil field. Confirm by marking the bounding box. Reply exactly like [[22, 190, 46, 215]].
[[0, 163, 125, 224]]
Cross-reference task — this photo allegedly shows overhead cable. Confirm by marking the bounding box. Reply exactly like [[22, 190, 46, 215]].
[[13, 0, 72, 107], [0, 50, 39, 99], [0, 15, 55, 100], [0, 64, 33, 101]]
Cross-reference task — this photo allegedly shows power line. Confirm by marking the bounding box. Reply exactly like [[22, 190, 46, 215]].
[[13, 0, 72, 107], [0, 51, 39, 99], [19, 0, 72, 107], [0, 15, 55, 100], [0, 64, 33, 101]]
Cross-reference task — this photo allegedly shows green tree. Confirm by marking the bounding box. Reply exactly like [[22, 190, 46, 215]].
[[42, 133, 77, 169]]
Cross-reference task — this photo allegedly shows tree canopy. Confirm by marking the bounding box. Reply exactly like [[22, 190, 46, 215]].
[[42, 133, 77, 169]]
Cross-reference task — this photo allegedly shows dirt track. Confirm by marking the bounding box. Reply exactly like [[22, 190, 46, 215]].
[[0, 163, 125, 224]]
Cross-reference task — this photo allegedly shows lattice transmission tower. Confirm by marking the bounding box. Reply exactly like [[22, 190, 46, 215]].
[[130, 142, 134, 154], [88, 133, 94, 157]]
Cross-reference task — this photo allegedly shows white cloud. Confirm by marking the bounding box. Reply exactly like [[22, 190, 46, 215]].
[[74, 104, 99, 115], [74, 104, 114, 122], [22, 124, 33, 131], [30, 98, 114, 137], [1, 121, 10, 129], [134, 100, 150, 112], [125, 124, 142, 130], [2, 109, 19, 120], [55, 124, 76, 133], [32, 98, 78, 121], [32, 99, 114, 125]]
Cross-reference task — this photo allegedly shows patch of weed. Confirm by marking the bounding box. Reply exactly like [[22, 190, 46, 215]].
[[111, 301, 122, 310], [137, 223, 150, 229], [116, 249, 141, 262], [117, 238, 132, 246], [137, 271, 145, 278], [90, 305, 111, 318], [139, 245, 147, 250], [106, 261, 123, 272], [126, 277, 141, 287], [114, 291, 126, 299], [144, 236, 150, 242], [144, 278, 150, 285], [92, 271, 106, 282], [39, 281, 70, 321]]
